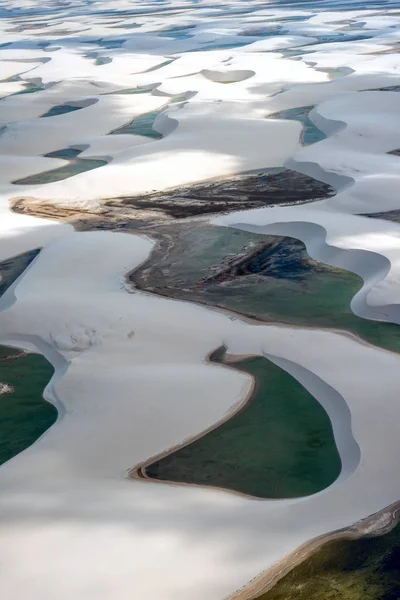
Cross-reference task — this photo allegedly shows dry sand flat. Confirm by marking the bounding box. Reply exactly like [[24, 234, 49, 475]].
[[0, 1, 400, 599]]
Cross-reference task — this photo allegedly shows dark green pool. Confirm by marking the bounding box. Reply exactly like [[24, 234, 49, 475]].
[[0, 346, 56, 466], [144, 348, 341, 498]]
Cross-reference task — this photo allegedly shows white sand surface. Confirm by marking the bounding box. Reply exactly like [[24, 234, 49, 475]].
[[0, 2, 400, 600]]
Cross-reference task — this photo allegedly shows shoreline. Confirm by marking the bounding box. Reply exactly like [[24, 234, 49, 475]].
[[129, 272, 399, 359], [128, 345, 258, 501], [132, 347, 343, 501]]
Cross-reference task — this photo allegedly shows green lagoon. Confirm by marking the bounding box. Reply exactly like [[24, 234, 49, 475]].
[[13, 148, 107, 185], [0, 346, 56, 466], [110, 109, 163, 138], [133, 223, 400, 354], [145, 348, 341, 498]]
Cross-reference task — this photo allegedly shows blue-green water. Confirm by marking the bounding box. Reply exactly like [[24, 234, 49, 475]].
[[13, 148, 107, 185], [270, 105, 326, 145], [95, 56, 112, 65], [40, 104, 82, 118], [110, 110, 163, 138]]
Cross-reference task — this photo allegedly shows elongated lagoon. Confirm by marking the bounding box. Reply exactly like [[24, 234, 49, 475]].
[[143, 347, 341, 498]]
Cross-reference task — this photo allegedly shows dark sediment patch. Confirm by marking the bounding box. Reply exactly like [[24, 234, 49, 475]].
[[10, 167, 335, 226], [363, 85, 400, 91], [370, 46, 400, 57], [140, 347, 341, 499], [108, 168, 335, 219], [362, 206, 400, 224], [200, 235, 317, 283]]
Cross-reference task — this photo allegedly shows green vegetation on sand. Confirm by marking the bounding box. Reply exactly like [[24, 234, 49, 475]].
[[256, 520, 400, 600]]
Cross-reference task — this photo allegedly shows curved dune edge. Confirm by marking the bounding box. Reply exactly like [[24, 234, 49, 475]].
[[214, 94, 400, 324], [229, 500, 400, 600], [129, 347, 256, 499], [131, 347, 360, 500], [221, 219, 391, 323]]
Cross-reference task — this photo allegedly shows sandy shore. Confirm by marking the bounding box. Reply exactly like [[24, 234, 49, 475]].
[[128, 345, 257, 500], [130, 273, 398, 359]]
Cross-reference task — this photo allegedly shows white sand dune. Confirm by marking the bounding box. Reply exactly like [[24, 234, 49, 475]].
[[0, 2, 400, 600]]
